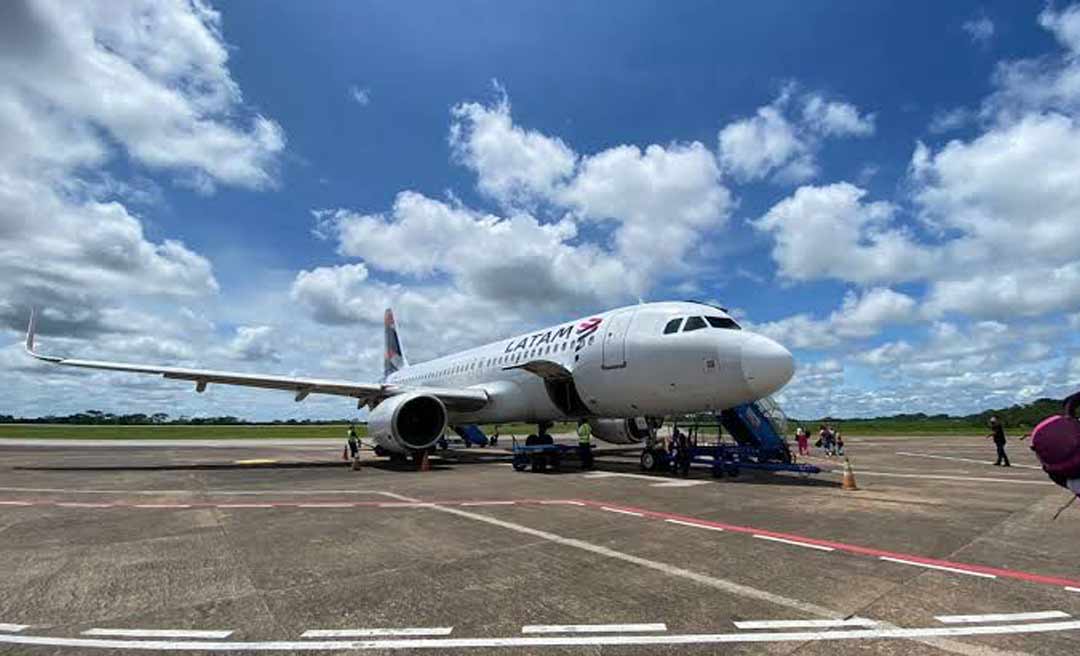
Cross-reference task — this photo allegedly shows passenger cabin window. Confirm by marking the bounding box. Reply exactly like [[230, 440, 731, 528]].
[[663, 318, 683, 334], [706, 316, 741, 330], [683, 316, 707, 332]]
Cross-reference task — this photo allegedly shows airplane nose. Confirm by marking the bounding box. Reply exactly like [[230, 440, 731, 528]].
[[741, 333, 795, 398]]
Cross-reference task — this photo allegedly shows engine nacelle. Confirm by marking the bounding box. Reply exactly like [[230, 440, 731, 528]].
[[588, 417, 661, 445], [368, 392, 448, 454]]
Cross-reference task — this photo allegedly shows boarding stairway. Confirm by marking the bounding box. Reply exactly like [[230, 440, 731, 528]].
[[646, 397, 818, 476], [719, 396, 792, 463]]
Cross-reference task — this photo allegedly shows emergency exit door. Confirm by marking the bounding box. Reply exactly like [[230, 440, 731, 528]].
[[602, 310, 635, 369]]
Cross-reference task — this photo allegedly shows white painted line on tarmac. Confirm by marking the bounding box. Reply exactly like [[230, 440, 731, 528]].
[[0, 501, 32, 506], [83, 628, 233, 639], [426, 503, 855, 618], [55, 502, 112, 508], [895, 452, 1041, 470], [132, 504, 191, 509], [374, 491, 1009, 656], [583, 471, 708, 488], [376, 502, 435, 508], [4, 620, 1080, 650], [880, 557, 997, 579], [752, 535, 835, 552], [665, 519, 725, 532], [539, 500, 584, 505], [600, 506, 643, 517], [734, 618, 879, 629], [216, 504, 273, 508], [301, 628, 453, 638], [935, 611, 1069, 624], [848, 470, 1045, 485], [0, 487, 391, 496], [461, 501, 516, 506], [0, 624, 27, 633], [1067, 587, 1080, 593], [521, 623, 667, 634], [296, 503, 354, 508]]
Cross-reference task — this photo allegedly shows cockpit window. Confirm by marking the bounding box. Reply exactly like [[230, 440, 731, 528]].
[[683, 316, 707, 332], [663, 318, 683, 334], [706, 316, 741, 330]]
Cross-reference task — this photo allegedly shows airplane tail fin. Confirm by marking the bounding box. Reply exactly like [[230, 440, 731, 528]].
[[384, 308, 408, 378]]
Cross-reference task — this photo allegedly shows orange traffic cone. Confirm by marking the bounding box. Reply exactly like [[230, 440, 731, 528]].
[[841, 458, 858, 490]]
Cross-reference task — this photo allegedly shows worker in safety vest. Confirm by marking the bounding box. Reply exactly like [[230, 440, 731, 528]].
[[577, 420, 594, 470], [346, 424, 360, 462]]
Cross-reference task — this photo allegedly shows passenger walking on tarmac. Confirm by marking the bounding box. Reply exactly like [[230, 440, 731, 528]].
[[576, 420, 594, 470], [818, 424, 834, 456], [490, 425, 500, 448], [795, 426, 809, 456], [987, 415, 1011, 467], [346, 423, 360, 461], [834, 429, 845, 456]]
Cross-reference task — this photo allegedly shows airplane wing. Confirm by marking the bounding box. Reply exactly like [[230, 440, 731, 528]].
[[23, 310, 487, 412]]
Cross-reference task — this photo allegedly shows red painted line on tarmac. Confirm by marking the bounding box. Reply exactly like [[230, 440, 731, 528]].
[[5, 493, 1078, 590], [574, 499, 1080, 590]]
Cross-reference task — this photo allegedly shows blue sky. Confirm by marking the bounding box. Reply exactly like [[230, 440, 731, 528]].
[[2, 0, 1079, 420]]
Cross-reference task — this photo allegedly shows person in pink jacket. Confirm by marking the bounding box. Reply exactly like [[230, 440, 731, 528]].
[[1029, 391, 1080, 497]]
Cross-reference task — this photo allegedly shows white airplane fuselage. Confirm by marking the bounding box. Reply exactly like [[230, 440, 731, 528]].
[[384, 301, 794, 426]]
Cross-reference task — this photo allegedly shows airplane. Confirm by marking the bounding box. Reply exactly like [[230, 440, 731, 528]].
[[24, 301, 794, 462]]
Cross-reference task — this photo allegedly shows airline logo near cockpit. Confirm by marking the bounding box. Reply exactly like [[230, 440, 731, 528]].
[[502, 317, 603, 354]]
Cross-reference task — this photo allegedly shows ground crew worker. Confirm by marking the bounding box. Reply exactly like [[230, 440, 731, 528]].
[[674, 427, 692, 476], [987, 415, 1011, 467], [577, 420, 593, 470], [347, 423, 360, 462]]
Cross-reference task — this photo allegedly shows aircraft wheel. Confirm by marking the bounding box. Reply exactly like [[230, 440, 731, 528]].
[[640, 450, 657, 471]]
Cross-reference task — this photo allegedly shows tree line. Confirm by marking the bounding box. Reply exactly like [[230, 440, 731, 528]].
[[0, 410, 360, 426], [801, 397, 1067, 430]]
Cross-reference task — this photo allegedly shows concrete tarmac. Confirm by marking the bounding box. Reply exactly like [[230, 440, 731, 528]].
[[0, 434, 1078, 654]]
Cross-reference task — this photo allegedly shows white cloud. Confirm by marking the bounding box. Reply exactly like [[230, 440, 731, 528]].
[[449, 83, 577, 205], [0, 1, 299, 419], [349, 85, 371, 106], [801, 95, 875, 137], [753, 287, 916, 350], [220, 326, 281, 363], [717, 88, 874, 184], [962, 15, 995, 46], [0, 0, 285, 191], [305, 91, 733, 331], [314, 192, 638, 310], [289, 263, 384, 326], [753, 183, 932, 284], [558, 141, 731, 280], [717, 105, 810, 182], [0, 0, 289, 352], [927, 107, 972, 134], [1039, 4, 1080, 54], [913, 113, 1080, 317]]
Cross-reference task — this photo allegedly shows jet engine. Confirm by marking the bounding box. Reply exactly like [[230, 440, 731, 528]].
[[368, 392, 447, 454], [588, 417, 662, 445]]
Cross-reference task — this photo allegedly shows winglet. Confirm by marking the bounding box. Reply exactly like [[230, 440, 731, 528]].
[[24, 309, 62, 363], [25, 308, 37, 354]]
